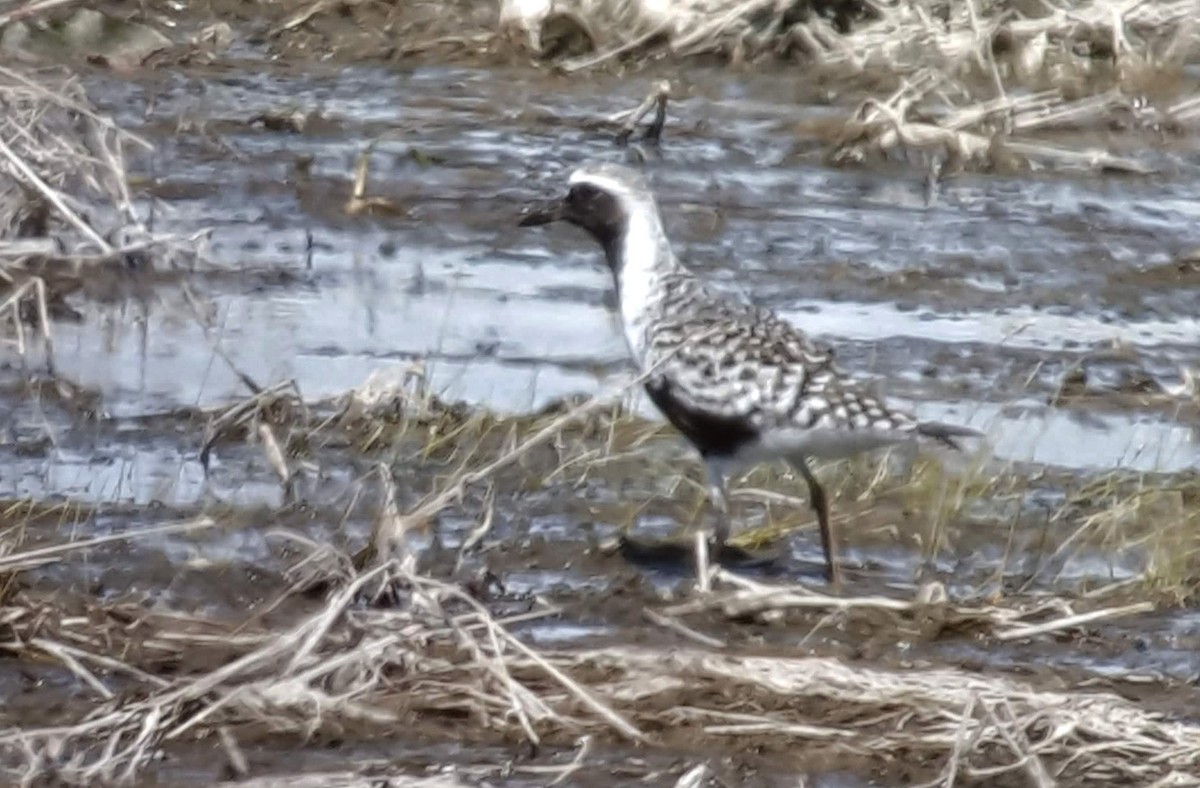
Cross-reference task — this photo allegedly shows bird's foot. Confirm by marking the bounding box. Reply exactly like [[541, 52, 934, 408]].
[[608, 532, 785, 572], [711, 539, 786, 569]]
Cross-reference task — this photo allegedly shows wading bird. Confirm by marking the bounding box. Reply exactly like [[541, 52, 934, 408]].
[[518, 162, 980, 584]]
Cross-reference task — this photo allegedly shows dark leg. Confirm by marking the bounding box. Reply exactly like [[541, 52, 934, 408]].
[[704, 458, 785, 572], [614, 456, 779, 577], [693, 458, 732, 590], [789, 456, 838, 584], [704, 457, 731, 546]]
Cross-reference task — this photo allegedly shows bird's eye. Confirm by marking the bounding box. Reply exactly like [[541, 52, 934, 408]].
[[567, 184, 600, 206]]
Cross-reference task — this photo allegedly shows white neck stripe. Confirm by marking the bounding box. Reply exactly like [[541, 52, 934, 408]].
[[568, 171, 640, 202]]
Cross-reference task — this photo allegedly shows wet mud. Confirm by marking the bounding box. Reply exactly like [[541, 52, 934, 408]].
[[2, 1, 1200, 785]]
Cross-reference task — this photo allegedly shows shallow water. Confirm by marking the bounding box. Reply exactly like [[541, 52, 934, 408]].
[[9, 53, 1200, 601], [4, 51, 1200, 783], [43, 62, 1200, 472], [1, 61, 1191, 526]]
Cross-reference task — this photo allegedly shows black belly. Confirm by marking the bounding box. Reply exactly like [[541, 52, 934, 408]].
[[643, 377, 758, 459]]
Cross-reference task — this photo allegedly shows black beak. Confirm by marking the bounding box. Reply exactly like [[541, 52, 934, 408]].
[[518, 197, 564, 227]]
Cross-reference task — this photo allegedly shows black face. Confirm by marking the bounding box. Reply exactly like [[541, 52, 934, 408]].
[[518, 183, 627, 261]]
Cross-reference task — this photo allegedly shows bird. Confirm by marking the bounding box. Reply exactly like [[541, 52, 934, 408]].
[[517, 162, 981, 585]]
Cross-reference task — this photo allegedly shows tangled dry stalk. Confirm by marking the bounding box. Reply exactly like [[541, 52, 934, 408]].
[[1, 370, 1198, 785], [3, 543, 1199, 786], [500, 0, 1199, 175], [0, 65, 212, 369], [0, 66, 194, 261], [501, 0, 1197, 77]]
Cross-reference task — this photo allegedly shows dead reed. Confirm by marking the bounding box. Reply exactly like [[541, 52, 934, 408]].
[[0, 65, 213, 370], [2, 542, 1197, 786], [496, 0, 1198, 175], [2, 362, 1197, 784]]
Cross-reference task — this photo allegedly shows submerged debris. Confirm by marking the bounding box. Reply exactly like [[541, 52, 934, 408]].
[[343, 142, 406, 217]]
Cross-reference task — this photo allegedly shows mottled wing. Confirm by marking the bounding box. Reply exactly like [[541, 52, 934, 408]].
[[642, 288, 916, 453]]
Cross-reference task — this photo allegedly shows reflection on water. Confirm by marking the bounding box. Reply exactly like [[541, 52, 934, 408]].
[[1, 61, 1198, 677], [24, 64, 1200, 475]]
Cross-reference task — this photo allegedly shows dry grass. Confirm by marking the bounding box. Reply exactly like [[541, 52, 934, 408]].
[[587, 421, 1200, 597], [1, 363, 1198, 784], [0, 66, 181, 260], [0, 12, 1194, 782], [496, 0, 1199, 175], [1, 546, 1197, 785], [191, 356, 1200, 599], [500, 0, 1198, 77], [0, 65, 214, 371], [824, 70, 1181, 175]]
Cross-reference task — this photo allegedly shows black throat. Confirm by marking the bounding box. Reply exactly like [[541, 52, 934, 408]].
[[592, 224, 627, 282], [564, 186, 629, 279]]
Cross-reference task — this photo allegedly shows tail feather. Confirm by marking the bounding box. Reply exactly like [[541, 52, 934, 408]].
[[916, 421, 983, 451]]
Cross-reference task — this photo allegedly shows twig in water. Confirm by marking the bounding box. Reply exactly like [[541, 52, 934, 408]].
[[258, 424, 292, 487], [344, 142, 402, 216], [181, 283, 265, 395], [199, 381, 305, 474], [0, 516, 216, 573], [673, 764, 710, 788], [0, 134, 112, 253], [0, 276, 55, 371], [369, 462, 416, 577], [217, 726, 249, 779], [615, 80, 671, 147], [994, 601, 1155, 641], [454, 482, 497, 573], [548, 735, 593, 786], [643, 608, 726, 649]]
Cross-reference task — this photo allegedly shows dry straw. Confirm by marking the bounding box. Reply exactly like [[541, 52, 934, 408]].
[[0, 66, 215, 372], [0, 4, 1198, 786], [3, 551, 1198, 785], [2, 370, 1198, 785], [500, 0, 1198, 173]]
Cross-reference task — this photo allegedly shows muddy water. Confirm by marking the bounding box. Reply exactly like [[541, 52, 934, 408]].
[[47, 66, 1200, 459], [4, 54, 1200, 783]]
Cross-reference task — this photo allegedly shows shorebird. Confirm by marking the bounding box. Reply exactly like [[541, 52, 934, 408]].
[[518, 162, 981, 584]]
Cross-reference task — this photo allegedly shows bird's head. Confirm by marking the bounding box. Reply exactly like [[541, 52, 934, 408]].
[[518, 163, 657, 260]]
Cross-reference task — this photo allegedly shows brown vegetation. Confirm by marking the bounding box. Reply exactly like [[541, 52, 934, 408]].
[[1, 1, 1199, 786]]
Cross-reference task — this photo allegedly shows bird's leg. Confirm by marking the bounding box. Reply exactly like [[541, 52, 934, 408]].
[[695, 457, 731, 592], [789, 456, 839, 585], [693, 530, 712, 593], [704, 457, 732, 546]]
